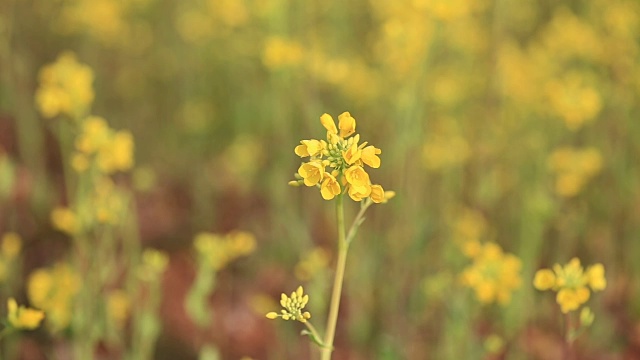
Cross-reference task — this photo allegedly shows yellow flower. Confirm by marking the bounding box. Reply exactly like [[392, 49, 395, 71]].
[[266, 286, 311, 323], [533, 258, 606, 313], [347, 183, 372, 201], [7, 298, 44, 330], [50, 207, 78, 235], [344, 165, 370, 187], [27, 263, 79, 332], [361, 145, 381, 168], [369, 185, 385, 203], [338, 111, 356, 138], [194, 231, 256, 270], [298, 161, 325, 186], [107, 290, 130, 328], [342, 142, 362, 165], [321, 174, 341, 200], [320, 113, 338, 135], [460, 242, 522, 305], [291, 111, 391, 202], [295, 139, 323, 158]]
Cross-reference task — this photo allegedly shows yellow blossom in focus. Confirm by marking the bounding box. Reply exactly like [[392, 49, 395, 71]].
[[298, 161, 325, 187], [460, 242, 522, 305], [35, 52, 94, 119], [534, 258, 606, 313], [265, 286, 311, 323], [7, 298, 44, 330], [291, 112, 391, 202], [320, 174, 341, 200]]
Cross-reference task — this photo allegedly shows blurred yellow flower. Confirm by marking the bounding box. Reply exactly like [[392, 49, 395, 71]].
[[262, 37, 304, 69], [460, 242, 522, 305], [548, 147, 602, 197], [266, 286, 311, 323], [194, 231, 256, 271], [50, 207, 78, 235], [107, 290, 130, 328], [534, 258, 606, 313], [27, 263, 80, 332], [35, 52, 94, 119], [7, 298, 44, 330]]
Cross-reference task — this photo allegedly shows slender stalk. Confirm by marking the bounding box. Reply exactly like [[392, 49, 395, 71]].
[[563, 312, 573, 360], [321, 194, 348, 360]]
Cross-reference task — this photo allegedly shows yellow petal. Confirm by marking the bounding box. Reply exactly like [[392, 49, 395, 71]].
[[320, 113, 337, 135], [533, 269, 556, 290]]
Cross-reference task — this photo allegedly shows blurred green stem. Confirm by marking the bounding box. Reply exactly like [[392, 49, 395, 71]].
[[321, 194, 348, 360]]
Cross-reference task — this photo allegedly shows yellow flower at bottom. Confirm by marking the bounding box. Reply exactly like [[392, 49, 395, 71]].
[[266, 286, 311, 323], [320, 174, 341, 200], [348, 184, 371, 201], [344, 165, 370, 187], [7, 298, 45, 330], [557, 287, 590, 313]]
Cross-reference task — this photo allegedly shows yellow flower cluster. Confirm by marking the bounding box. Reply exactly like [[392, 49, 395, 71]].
[[534, 258, 606, 313], [35, 52, 94, 119], [0, 232, 22, 283], [27, 262, 81, 332], [293, 112, 387, 202], [7, 298, 45, 330], [193, 231, 256, 271], [50, 178, 129, 235], [548, 147, 602, 197], [265, 286, 311, 323], [460, 242, 522, 305], [73, 116, 135, 174]]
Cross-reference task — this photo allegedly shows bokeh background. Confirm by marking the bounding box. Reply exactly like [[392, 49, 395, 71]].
[[1, 0, 640, 359]]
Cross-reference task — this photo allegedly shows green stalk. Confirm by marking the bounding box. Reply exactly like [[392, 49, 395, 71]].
[[321, 194, 348, 360]]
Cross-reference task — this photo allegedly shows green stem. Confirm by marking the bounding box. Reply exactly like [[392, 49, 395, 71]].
[[321, 194, 348, 360]]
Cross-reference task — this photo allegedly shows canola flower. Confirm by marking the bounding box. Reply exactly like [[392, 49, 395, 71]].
[[35, 52, 94, 119], [6, 298, 45, 330], [548, 147, 602, 198], [27, 262, 81, 333], [460, 242, 522, 305], [0, 232, 22, 283], [266, 286, 311, 323], [291, 112, 386, 202], [534, 258, 606, 313]]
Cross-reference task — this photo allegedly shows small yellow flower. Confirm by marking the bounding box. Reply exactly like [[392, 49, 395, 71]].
[[7, 298, 45, 330], [533, 258, 606, 313], [320, 174, 341, 200], [348, 183, 372, 201], [342, 142, 362, 165], [266, 286, 311, 323], [344, 165, 370, 187], [337, 111, 356, 138], [50, 207, 78, 235], [295, 139, 323, 158], [369, 185, 385, 203], [361, 145, 381, 168], [298, 161, 325, 186], [320, 113, 338, 135], [533, 269, 556, 290]]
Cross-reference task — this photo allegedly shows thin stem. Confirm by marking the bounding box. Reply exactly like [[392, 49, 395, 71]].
[[304, 321, 323, 345], [563, 312, 573, 360], [321, 194, 348, 360]]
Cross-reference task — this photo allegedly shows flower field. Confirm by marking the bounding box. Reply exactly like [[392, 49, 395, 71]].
[[1, 0, 640, 359]]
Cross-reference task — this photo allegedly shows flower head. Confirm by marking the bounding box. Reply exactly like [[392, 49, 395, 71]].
[[7, 298, 45, 330], [534, 258, 606, 313], [291, 112, 391, 203], [460, 242, 522, 305], [266, 286, 311, 323]]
